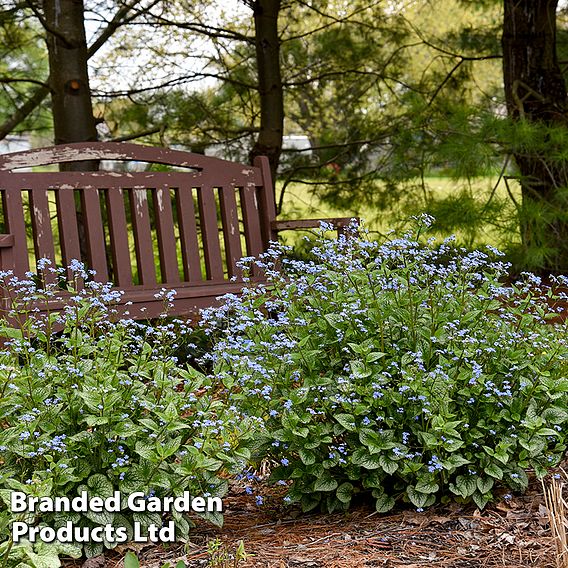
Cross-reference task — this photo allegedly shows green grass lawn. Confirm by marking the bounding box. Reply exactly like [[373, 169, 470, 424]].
[[276, 175, 523, 251]]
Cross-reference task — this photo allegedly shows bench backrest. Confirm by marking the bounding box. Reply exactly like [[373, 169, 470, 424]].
[[0, 142, 277, 319]]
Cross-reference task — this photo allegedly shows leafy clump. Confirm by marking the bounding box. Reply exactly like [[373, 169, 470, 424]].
[[204, 216, 568, 514], [0, 261, 254, 559]]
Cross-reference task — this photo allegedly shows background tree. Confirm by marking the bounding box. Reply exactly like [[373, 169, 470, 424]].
[[0, 0, 158, 153], [247, 0, 283, 182], [41, 0, 99, 170], [502, 0, 568, 272]]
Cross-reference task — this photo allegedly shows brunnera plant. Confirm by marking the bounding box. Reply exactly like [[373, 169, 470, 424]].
[[203, 216, 568, 514], [0, 261, 255, 559]]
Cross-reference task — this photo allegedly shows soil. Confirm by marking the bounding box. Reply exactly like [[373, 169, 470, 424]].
[[64, 471, 562, 568]]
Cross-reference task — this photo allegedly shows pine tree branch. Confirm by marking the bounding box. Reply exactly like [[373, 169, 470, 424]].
[[110, 125, 164, 142], [0, 83, 49, 140], [400, 15, 502, 108], [426, 59, 464, 107], [282, 0, 383, 42]]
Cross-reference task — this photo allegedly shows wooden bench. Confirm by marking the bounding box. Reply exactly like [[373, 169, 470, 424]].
[[0, 142, 353, 321]]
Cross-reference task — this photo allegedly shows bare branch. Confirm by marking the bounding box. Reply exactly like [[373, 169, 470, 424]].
[[282, 135, 389, 153], [282, 0, 383, 43], [284, 69, 415, 92], [426, 59, 464, 107], [110, 125, 164, 142], [88, 0, 161, 58], [481, 154, 511, 214], [404, 15, 501, 62], [286, 170, 380, 187], [0, 0, 155, 140], [92, 72, 256, 97], [142, 15, 254, 44], [420, 37, 502, 62], [0, 77, 49, 88]]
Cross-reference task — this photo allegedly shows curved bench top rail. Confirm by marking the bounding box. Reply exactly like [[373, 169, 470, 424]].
[[0, 170, 255, 188], [0, 141, 261, 181]]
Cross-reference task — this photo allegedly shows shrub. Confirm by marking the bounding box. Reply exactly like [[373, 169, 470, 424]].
[[204, 217, 568, 513], [0, 261, 254, 559]]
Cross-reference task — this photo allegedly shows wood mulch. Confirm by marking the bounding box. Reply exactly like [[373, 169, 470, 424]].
[[69, 470, 562, 568]]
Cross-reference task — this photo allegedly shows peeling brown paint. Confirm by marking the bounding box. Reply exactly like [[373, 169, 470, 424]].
[[156, 188, 164, 212], [0, 142, 284, 325]]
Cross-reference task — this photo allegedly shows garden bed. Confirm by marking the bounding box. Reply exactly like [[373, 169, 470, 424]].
[[67, 468, 559, 568]]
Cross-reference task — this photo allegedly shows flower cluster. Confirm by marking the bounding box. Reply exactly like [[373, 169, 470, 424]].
[[0, 260, 255, 557], [204, 218, 568, 513]]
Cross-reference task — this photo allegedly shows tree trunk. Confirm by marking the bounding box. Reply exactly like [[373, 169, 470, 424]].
[[249, 0, 284, 187], [502, 0, 568, 273], [43, 0, 98, 171]]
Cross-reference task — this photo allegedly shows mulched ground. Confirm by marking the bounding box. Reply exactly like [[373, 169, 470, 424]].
[[68, 470, 562, 568]]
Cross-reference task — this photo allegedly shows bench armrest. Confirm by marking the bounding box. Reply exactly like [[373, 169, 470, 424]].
[[271, 217, 358, 235]]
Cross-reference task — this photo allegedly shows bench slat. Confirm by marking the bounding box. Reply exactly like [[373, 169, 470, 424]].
[[219, 185, 243, 279], [81, 187, 109, 282], [2, 186, 29, 276], [29, 188, 57, 284], [129, 187, 156, 286], [198, 185, 224, 281], [240, 184, 264, 259], [56, 187, 81, 279], [153, 185, 180, 284], [254, 156, 278, 246], [105, 188, 133, 288], [176, 186, 202, 282]]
